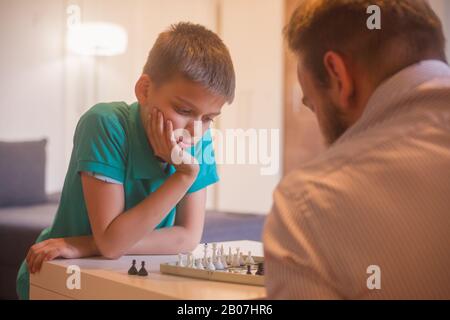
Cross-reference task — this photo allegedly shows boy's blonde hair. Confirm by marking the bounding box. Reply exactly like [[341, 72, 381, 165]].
[[143, 22, 235, 103]]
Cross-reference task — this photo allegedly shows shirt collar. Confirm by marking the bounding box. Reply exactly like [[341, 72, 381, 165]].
[[129, 102, 166, 180], [335, 59, 450, 145]]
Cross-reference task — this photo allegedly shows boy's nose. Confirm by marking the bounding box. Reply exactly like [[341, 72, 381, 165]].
[[184, 120, 204, 144]]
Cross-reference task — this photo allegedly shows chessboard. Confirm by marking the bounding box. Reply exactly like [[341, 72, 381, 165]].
[[159, 243, 265, 287]]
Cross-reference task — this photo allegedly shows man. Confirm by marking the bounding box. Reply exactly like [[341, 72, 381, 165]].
[[264, 0, 450, 299]]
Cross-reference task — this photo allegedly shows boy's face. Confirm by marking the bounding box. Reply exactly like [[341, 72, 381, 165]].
[[136, 74, 226, 148]]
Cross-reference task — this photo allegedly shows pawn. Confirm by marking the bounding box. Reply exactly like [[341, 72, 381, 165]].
[[246, 264, 252, 275], [245, 251, 255, 265], [138, 261, 148, 276], [220, 254, 228, 268], [206, 257, 216, 271], [186, 253, 194, 268], [239, 252, 245, 266], [231, 253, 240, 267], [227, 247, 233, 265], [214, 256, 224, 270], [177, 253, 185, 267], [195, 258, 204, 270], [128, 259, 138, 275]]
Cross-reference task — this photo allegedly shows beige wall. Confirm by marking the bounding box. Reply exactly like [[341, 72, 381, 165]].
[[0, 0, 283, 214], [0, 0, 448, 213]]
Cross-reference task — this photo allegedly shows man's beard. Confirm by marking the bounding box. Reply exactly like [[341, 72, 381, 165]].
[[320, 100, 348, 146]]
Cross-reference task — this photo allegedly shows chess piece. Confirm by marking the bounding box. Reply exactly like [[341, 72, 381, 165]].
[[245, 251, 255, 265], [214, 256, 224, 270], [128, 259, 138, 275], [232, 253, 240, 267], [206, 257, 216, 271], [227, 247, 233, 265], [212, 243, 217, 263], [138, 261, 148, 276], [246, 264, 252, 275], [195, 258, 204, 270], [239, 252, 245, 266], [220, 253, 228, 268], [255, 262, 264, 276], [177, 253, 185, 267], [186, 253, 194, 268], [203, 243, 208, 265]]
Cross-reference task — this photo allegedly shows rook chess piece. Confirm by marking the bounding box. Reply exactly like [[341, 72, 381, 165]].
[[128, 259, 138, 275], [138, 261, 148, 276]]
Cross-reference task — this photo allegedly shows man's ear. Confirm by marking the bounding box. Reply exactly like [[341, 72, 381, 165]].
[[323, 51, 354, 110], [135, 74, 152, 106]]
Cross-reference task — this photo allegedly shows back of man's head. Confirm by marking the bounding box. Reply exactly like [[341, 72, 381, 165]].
[[286, 0, 447, 86]]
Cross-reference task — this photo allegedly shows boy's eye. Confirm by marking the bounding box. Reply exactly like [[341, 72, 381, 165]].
[[174, 106, 192, 115]]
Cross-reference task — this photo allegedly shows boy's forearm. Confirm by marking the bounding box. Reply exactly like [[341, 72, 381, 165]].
[[96, 171, 196, 258], [62, 225, 197, 258], [127, 226, 199, 255]]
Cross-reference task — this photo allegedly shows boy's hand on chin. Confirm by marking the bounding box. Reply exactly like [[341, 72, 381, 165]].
[[147, 107, 199, 178]]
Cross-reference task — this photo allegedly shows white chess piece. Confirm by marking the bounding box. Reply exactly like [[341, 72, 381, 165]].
[[212, 243, 217, 263], [227, 247, 233, 265], [220, 254, 228, 268], [187, 253, 195, 268], [203, 243, 208, 265], [177, 253, 185, 267], [239, 252, 245, 266], [232, 253, 240, 267], [206, 257, 216, 271], [245, 251, 255, 265], [195, 259, 204, 270], [214, 256, 224, 270]]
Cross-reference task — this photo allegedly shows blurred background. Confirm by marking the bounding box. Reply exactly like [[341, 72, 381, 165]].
[[1, 0, 449, 214]]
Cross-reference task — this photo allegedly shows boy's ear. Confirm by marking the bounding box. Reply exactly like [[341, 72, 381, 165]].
[[135, 74, 152, 106]]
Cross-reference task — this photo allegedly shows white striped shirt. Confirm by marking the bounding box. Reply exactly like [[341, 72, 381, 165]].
[[263, 60, 450, 299]]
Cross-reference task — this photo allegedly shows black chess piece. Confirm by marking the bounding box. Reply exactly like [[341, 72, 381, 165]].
[[138, 261, 148, 276], [246, 264, 252, 275], [255, 262, 264, 276], [128, 259, 138, 275]]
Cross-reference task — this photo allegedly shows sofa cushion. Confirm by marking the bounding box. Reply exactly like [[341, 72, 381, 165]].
[[0, 139, 47, 207]]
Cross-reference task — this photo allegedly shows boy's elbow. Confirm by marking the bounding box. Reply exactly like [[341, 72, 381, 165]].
[[95, 238, 123, 260]]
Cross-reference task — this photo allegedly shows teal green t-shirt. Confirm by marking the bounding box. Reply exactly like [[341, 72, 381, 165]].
[[16, 101, 219, 299]]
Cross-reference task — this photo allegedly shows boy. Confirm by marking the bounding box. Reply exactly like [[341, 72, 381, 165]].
[[16, 22, 235, 299]]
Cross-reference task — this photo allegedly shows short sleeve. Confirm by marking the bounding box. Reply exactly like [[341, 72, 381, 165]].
[[187, 129, 219, 193], [73, 107, 127, 183]]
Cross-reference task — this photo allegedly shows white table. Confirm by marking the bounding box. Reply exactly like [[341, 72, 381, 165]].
[[30, 240, 266, 300]]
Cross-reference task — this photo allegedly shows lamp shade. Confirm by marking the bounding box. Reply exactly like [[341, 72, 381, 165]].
[[67, 22, 128, 56]]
